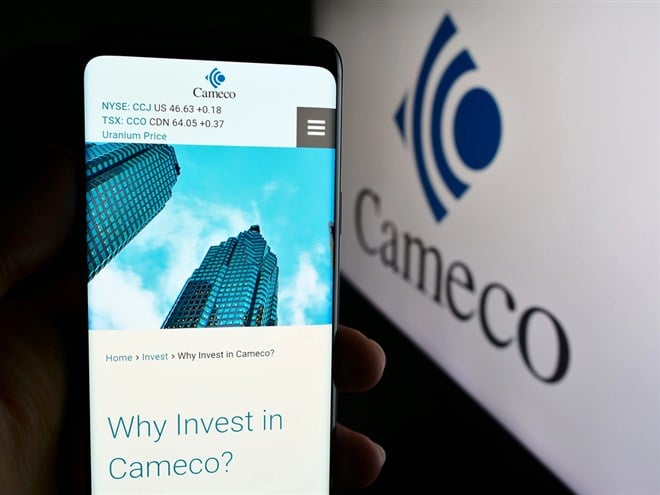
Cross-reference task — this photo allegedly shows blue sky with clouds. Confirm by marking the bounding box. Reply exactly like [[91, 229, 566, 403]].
[[88, 144, 336, 329]]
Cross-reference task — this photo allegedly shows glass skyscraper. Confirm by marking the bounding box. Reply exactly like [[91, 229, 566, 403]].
[[86, 143, 180, 280], [162, 225, 279, 328]]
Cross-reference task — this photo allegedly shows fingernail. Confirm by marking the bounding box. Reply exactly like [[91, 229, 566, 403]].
[[375, 442, 386, 465], [371, 338, 386, 366]]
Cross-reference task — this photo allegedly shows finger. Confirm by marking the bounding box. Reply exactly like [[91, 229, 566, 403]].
[[0, 144, 76, 299], [332, 423, 386, 490], [334, 324, 386, 393]]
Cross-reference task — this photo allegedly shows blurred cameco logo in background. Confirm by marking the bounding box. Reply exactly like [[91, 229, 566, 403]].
[[395, 14, 502, 223]]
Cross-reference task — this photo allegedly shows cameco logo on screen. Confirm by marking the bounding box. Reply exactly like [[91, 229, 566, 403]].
[[193, 68, 236, 99], [395, 14, 501, 223], [205, 68, 226, 88]]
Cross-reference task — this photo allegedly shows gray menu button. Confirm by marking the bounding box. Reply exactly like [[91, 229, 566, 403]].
[[297, 107, 336, 148]]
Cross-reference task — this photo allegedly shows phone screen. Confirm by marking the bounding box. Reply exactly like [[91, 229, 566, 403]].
[[83, 52, 339, 494]]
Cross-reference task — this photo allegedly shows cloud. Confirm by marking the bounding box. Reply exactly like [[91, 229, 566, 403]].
[[88, 264, 162, 329], [262, 180, 300, 201], [279, 248, 331, 326], [263, 181, 279, 197], [129, 195, 258, 302]]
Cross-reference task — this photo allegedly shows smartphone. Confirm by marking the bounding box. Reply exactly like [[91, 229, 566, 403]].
[[80, 29, 341, 494]]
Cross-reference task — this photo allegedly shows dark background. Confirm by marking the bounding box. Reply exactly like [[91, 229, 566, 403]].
[[2, 2, 574, 493]]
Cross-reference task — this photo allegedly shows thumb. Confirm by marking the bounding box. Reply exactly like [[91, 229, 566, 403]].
[[0, 145, 77, 298]]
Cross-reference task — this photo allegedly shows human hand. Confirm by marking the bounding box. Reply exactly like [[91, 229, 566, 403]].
[[332, 325, 387, 490], [0, 144, 386, 493]]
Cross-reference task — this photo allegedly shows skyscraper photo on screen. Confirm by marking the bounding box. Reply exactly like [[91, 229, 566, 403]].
[[86, 143, 335, 330]]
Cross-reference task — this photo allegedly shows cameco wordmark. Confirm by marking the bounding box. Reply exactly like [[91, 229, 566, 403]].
[[354, 188, 570, 384]]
